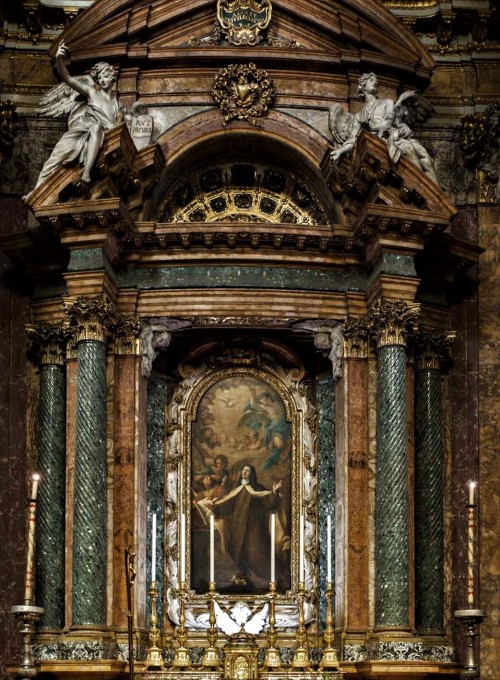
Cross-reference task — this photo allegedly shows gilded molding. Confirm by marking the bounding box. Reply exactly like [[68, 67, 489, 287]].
[[26, 323, 72, 366], [64, 296, 116, 344], [413, 329, 456, 371], [367, 301, 420, 348], [343, 318, 370, 359]]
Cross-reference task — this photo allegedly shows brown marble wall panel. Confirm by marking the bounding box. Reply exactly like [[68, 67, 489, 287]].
[[112, 355, 139, 630], [345, 359, 369, 631], [477, 206, 500, 679], [448, 208, 480, 657], [0, 195, 31, 680]]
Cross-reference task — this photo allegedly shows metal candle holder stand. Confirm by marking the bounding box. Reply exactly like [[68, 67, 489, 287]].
[[202, 581, 220, 668], [145, 581, 164, 669], [454, 609, 487, 679], [173, 581, 191, 668], [291, 582, 310, 669], [10, 604, 44, 680], [320, 581, 340, 671], [263, 581, 281, 668]]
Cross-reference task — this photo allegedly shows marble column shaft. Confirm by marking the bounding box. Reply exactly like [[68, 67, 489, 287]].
[[36, 361, 66, 629], [415, 365, 444, 633], [375, 342, 410, 629], [72, 339, 108, 627]]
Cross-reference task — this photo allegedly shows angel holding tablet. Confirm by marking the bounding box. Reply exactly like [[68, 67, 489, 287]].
[[32, 41, 121, 190]]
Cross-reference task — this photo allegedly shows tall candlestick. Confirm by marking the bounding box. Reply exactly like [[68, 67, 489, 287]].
[[24, 473, 41, 603], [270, 513, 276, 583], [151, 513, 157, 583], [209, 513, 215, 584], [299, 514, 304, 584], [467, 482, 476, 607], [180, 513, 186, 583], [327, 514, 332, 583]]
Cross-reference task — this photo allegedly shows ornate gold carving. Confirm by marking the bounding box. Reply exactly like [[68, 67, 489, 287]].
[[212, 63, 275, 126], [343, 318, 370, 359], [25, 323, 71, 365], [413, 329, 456, 371], [109, 315, 141, 355], [223, 631, 259, 679], [217, 0, 272, 46], [367, 300, 420, 348], [64, 296, 116, 343]]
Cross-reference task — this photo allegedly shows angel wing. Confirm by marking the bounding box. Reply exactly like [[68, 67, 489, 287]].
[[244, 602, 269, 635], [214, 601, 241, 636], [36, 75, 95, 119], [394, 90, 433, 130]]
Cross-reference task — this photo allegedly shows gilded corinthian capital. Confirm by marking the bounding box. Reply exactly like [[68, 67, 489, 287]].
[[367, 300, 420, 348], [343, 318, 370, 358], [413, 329, 456, 371], [64, 296, 116, 343], [26, 323, 72, 365]]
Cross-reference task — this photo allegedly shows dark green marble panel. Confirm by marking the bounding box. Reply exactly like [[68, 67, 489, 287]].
[[317, 375, 336, 629], [72, 340, 107, 626], [146, 375, 169, 624], [369, 253, 417, 282], [415, 368, 444, 633], [36, 364, 66, 629], [375, 345, 409, 629], [116, 266, 368, 293]]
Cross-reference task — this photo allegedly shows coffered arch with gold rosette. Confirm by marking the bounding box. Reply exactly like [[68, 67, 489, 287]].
[[9, 0, 482, 678]]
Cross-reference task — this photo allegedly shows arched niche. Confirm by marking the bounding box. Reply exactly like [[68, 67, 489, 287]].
[[162, 342, 318, 629]]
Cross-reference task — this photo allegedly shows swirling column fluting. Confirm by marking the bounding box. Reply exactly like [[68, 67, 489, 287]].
[[414, 331, 454, 633], [369, 301, 419, 630], [66, 297, 114, 627], [30, 325, 69, 630]]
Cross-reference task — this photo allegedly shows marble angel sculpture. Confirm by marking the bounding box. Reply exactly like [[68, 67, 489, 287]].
[[329, 72, 439, 185], [31, 40, 122, 191]]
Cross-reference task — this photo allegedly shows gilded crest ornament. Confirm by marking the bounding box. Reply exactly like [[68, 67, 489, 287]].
[[212, 63, 275, 126], [217, 0, 272, 46]]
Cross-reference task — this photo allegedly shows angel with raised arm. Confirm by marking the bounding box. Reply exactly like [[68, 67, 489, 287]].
[[32, 41, 121, 191], [329, 72, 439, 185]]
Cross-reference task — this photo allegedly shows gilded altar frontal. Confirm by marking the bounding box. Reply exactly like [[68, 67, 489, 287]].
[[0, 0, 499, 679]]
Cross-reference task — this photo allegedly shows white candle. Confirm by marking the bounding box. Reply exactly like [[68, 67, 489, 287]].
[[151, 513, 157, 583], [299, 514, 304, 584], [468, 481, 476, 506], [180, 513, 186, 583], [31, 473, 41, 500], [270, 513, 276, 583], [210, 514, 215, 584], [327, 514, 332, 584]]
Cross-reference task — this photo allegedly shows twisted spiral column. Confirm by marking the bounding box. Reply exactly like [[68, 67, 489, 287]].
[[66, 296, 114, 628], [375, 344, 409, 629], [414, 332, 453, 633], [369, 301, 419, 631], [72, 340, 107, 626], [32, 330, 67, 630]]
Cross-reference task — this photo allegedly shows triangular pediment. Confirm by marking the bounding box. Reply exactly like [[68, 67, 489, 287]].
[[57, 0, 434, 83]]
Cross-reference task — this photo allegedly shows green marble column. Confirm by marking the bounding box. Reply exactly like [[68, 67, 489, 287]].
[[414, 333, 452, 633], [30, 327, 68, 630], [68, 298, 112, 628], [370, 301, 418, 630]]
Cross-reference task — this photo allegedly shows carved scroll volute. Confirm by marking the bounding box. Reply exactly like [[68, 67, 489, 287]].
[[367, 300, 420, 348]]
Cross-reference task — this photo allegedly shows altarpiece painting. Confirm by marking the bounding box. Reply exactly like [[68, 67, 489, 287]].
[[163, 347, 317, 628]]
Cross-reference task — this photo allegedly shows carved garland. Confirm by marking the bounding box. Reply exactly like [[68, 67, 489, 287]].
[[212, 63, 275, 126]]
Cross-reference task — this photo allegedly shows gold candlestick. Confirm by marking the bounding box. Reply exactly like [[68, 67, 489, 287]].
[[173, 581, 191, 668], [264, 581, 281, 668], [202, 581, 220, 667], [10, 604, 44, 680], [145, 581, 164, 669], [320, 582, 339, 670], [292, 582, 310, 668]]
